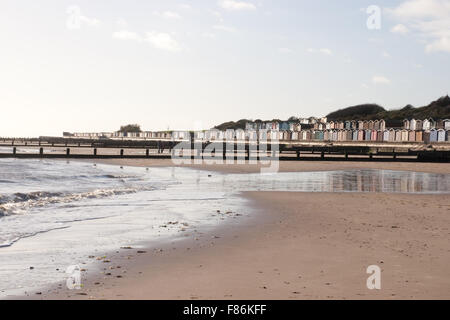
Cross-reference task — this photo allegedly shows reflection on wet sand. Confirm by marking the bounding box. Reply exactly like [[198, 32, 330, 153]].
[[200, 169, 450, 194]]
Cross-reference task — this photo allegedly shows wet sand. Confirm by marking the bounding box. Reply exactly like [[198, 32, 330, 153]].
[[15, 160, 450, 300], [81, 158, 450, 175]]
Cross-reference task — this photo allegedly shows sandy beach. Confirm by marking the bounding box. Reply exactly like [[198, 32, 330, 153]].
[[17, 159, 447, 300]]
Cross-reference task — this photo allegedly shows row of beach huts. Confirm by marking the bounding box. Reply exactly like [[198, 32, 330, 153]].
[[66, 118, 450, 144]]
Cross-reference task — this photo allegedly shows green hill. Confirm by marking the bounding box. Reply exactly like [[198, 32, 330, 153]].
[[326, 104, 385, 121], [327, 95, 450, 121], [213, 95, 450, 130]]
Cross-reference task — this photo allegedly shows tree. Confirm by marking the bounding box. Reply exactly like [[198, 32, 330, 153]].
[[119, 124, 142, 133]]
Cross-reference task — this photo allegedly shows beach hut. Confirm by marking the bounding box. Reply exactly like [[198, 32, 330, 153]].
[[352, 130, 358, 141], [368, 120, 374, 130], [345, 121, 351, 130], [415, 130, 423, 142], [395, 130, 402, 142], [287, 131, 293, 141], [374, 120, 380, 131], [346, 130, 352, 141], [351, 121, 357, 130], [447, 130, 450, 142], [358, 130, 364, 141], [429, 129, 438, 142], [364, 129, 371, 141], [379, 120, 386, 131], [331, 130, 337, 141], [403, 119, 410, 130], [377, 131, 383, 142], [443, 119, 450, 130], [423, 119, 434, 130], [301, 130, 307, 140], [423, 131, 431, 144], [370, 129, 378, 141], [235, 129, 245, 141], [363, 121, 369, 130], [388, 129, 396, 142], [408, 130, 416, 142], [437, 129, 446, 142], [401, 130, 409, 142], [383, 130, 389, 142], [318, 131, 324, 141], [358, 121, 364, 130], [259, 130, 267, 141], [410, 119, 417, 131], [415, 120, 423, 130]]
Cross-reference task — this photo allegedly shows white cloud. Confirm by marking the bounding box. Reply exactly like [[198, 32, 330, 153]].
[[153, 11, 181, 19], [278, 47, 293, 53], [179, 4, 191, 10], [386, 0, 450, 53], [307, 48, 333, 55], [382, 51, 391, 58], [113, 30, 143, 42], [116, 18, 128, 28], [218, 0, 256, 11], [79, 16, 100, 27], [202, 32, 216, 39], [145, 32, 181, 52], [210, 10, 224, 22], [163, 11, 181, 19], [66, 6, 100, 30], [426, 36, 450, 52], [113, 30, 182, 52], [391, 23, 409, 34], [213, 25, 237, 32], [386, 0, 450, 19], [372, 76, 391, 85], [319, 48, 333, 55]]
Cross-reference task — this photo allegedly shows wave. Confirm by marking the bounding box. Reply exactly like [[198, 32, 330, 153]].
[[0, 186, 155, 216], [0, 226, 71, 248]]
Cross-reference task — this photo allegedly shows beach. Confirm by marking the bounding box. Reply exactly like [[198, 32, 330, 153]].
[[15, 159, 448, 300]]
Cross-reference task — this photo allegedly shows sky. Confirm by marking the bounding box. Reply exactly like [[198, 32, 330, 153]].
[[0, 0, 449, 137]]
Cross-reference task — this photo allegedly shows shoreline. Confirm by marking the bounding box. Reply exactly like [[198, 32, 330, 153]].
[[7, 160, 450, 300]]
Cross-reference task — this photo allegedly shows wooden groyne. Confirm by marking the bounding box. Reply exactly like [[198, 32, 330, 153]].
[[0, 137, 449, 162]]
